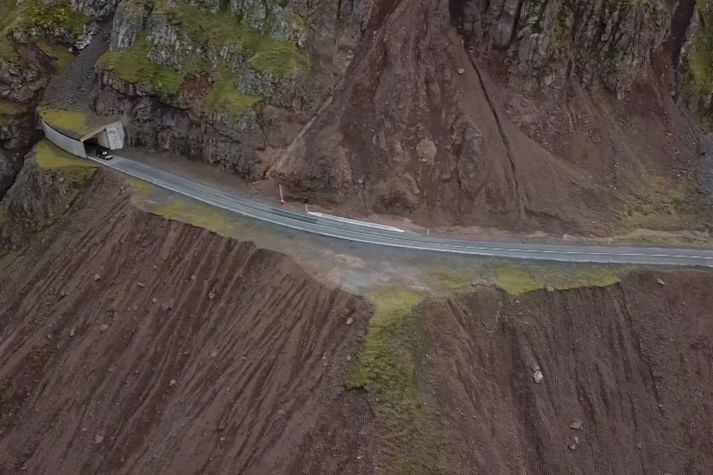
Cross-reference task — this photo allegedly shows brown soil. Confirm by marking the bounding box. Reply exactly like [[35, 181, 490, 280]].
[[2, 168, 713, 474], [0, 172, 375, 474], [421, 270, 713, 473]]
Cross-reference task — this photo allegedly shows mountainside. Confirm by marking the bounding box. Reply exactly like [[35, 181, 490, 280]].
[[3, 2, 713, 473], [274, 0, 710, 232], [0, 153, 711, 473], [2, 0, 713, 233], [0, 165, 375, 473]]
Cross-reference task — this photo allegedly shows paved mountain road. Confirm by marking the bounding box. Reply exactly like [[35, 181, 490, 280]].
[[88, 154, 713, 268]]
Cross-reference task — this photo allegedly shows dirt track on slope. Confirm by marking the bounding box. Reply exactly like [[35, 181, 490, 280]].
[[422, 271, 713, 474], [0, 173, 374, 474]]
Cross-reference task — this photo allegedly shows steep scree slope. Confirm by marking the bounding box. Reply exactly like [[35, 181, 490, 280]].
[[0, 173, 374, 474], [422, 270, 713, 473]]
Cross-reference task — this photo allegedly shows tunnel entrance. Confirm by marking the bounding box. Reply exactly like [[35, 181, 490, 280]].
[[80, 121, 125, 158]]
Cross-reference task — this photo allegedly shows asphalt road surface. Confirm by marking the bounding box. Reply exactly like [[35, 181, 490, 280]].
[[87, 154, 713, 268]]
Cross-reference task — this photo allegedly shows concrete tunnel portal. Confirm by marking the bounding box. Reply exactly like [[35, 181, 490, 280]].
[[39, 112, 125, 159]]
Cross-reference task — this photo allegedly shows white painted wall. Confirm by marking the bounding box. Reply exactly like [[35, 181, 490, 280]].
[[41, 121, 86, 157], [91, 123, 125, 150]]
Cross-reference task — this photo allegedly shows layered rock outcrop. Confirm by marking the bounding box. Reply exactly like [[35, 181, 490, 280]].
[[455, 0, 673, 96]]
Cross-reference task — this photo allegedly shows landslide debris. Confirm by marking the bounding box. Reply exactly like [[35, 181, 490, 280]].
[[419, 270, 713, 473]]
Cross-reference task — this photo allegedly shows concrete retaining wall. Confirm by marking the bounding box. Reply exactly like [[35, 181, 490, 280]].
[[41, 120, 86, 157]]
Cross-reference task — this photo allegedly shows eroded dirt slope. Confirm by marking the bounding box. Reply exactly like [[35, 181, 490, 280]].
[[0, 173, 374, 474], [422, 271, 713, 473]]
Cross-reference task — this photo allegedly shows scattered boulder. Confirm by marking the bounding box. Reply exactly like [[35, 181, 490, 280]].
[[94, 434, 104, 444], [532, 370, 544, 384], [570, 420, 583, 430], [656, 278, 666, 286], [98, 323, 109, 332]]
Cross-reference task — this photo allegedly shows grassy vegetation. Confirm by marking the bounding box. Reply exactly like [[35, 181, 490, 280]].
[[427, 267, 473, 293], [205, 69, 261, 117], [0, 99, 25, 122], [34, 140, 97, 212], [127, 177, 154, 197], [35, 140, 95, 171], [142, 199, 240, 236], [97, 0, 309, 103], [347, 289, 441, 473], [38, 107, 97, 138], [616, 174, 701, 231], [247, 40, 310, 78], [495, 263, 621, 296], [99, 38, 186, 95], [689, 2, 713, 96], [0, 0, 88, 62], [158, 2, 309, 78], [37, 40, 75, 70]]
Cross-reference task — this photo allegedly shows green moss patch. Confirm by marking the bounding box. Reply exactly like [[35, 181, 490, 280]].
[[205, 70, 261, 117], [97, 0, 308, 101], [616, 174, 703, 231], [35, 140, 95, 170], [0, 0, 88, 63], [690, 3, 713, 96], [159, 2, 309, 78], [0, 99, 25, 119], [35, 140, 97, 213], [37, 40, 75, 70], [99, 38, 186, 95], [495, 263, 621, 296], [38, 107, 98, 138], [427, 268, 472, 293], [142, 199, 239, 236], [347, 289, 441, 472], [247, 40, 310, 78]]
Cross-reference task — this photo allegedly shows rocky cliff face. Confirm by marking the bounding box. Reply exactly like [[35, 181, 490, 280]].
[[0, 0, 104, 198], [91, 0, 370, 179], [455, 0, 674, 96], [3, 0, 713, 233]]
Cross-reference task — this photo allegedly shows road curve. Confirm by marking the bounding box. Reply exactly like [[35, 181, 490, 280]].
[[86, 154, 713, 268]]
